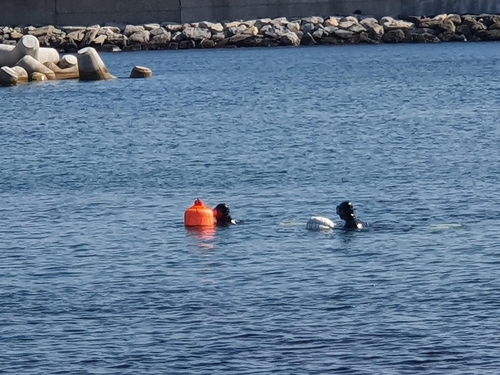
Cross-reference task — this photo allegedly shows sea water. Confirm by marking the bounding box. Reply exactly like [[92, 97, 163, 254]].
[[1, 43, 500, 374]]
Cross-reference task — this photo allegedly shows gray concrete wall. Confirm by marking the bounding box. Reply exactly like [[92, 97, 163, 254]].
[[2, 0, 500, 27], [400, 0, 500, 16], [180, 0, 401, 23], [56, 0, 181, 25], [0, 0, 56, 26]]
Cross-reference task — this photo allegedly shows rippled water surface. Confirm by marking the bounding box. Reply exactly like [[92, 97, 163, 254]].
[[2, 43, 500, 374]]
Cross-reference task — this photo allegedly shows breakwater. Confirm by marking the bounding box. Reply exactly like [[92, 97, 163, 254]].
[[2, 13, 500, 53]]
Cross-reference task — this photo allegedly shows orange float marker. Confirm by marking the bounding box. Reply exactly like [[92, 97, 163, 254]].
[[184, 199, 216, 227]]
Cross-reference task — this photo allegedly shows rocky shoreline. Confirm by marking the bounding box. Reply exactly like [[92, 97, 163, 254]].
[[2, 13, 500, 52]]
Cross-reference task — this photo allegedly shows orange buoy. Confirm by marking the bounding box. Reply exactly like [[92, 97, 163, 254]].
[[184, 199, 215, 227]]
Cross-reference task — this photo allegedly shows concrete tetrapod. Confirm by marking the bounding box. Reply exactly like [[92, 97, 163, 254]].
[[44, 62, 80, 80], [77, 47, 114, 81], [0, 35, 40, 67], [10, 66, 29, 83], [130, 65, 153, 78], [0, 66, 18, 86], [16, 55, 56, 80], [58, 55, 78, 69], [31, 72, 48, 81]]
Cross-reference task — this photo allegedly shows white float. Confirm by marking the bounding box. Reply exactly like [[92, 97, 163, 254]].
[[306, 216, 336, 231]]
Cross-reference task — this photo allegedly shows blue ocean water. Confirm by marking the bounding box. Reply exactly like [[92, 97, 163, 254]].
[[1, 43, 500, 374]]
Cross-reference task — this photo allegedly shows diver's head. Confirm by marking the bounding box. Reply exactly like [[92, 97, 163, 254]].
[[214, 203, 232, 223], [336, 201, 356, 221]]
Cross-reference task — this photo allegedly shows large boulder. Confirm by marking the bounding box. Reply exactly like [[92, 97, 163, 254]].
[[360, 19, 384, 39], [301, 16, 324, 25], [438, 31, 466, 42], [477, 14, 500, 28], [411, 32, 441, 43], [287, 22, 301, 33], [324, 17, 340, 27], [254, 18, 272, 30], [183, 26, 211, 40], [446, 14, 462, 25], [301, 22, 316, 34], [461, 16, 487, 31], [380, 16, 414, 31], [128, 30, 150, 44], [419, 18, 456, 33], [67, 29, 86, 43], [280, 32, 301, 46], [475, 29, 500, 41], [199, 21, 224, 33], [333, 29, 355, 40], [149, 33, 171, 49], [382, 29, 406, 43], [124, 25, 145, 37]]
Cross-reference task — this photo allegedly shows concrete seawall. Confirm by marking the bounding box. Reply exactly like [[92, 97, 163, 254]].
[[4, 0, 500, 26]]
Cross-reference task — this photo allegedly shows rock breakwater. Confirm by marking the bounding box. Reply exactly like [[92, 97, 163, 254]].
[[2, 13, 500, 52]]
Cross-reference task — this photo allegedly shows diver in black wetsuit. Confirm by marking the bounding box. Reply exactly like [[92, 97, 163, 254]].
[[336, 201, 366, 230], [213, 203, 236, 226]]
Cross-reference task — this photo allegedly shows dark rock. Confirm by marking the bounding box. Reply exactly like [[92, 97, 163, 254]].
[[456, 24, 472, 38], [149, 33, 170, 49], [403, 29, 413, 42], [477, 14, 500, 27], [227, 34, 253, 46], [412, 27, 436, 35], [60, 37, 79, 52], [179, 40, 195, 49], [359, 32, 379, 44], [438, 31, 467, 42], [126, 44, 142, 51], [475, 29, 500, 41], [80, 28, 98, 48], [96, 43, 116, 52], [319, 36, 344, 45], [107, 33, 127, 49], [300, 32, 316, 45], [382, 29, 405, 43], [242, 36, 263, 47], [259, 37, 280, 47], [214, 38, 228, 48], [199, 38, 216, 48], [37, 35, 51, 47], [172, 31, 185, 42], [168, 42, 179, 49], [346, 33, 361, 44], [411, 33, 441, 43]]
